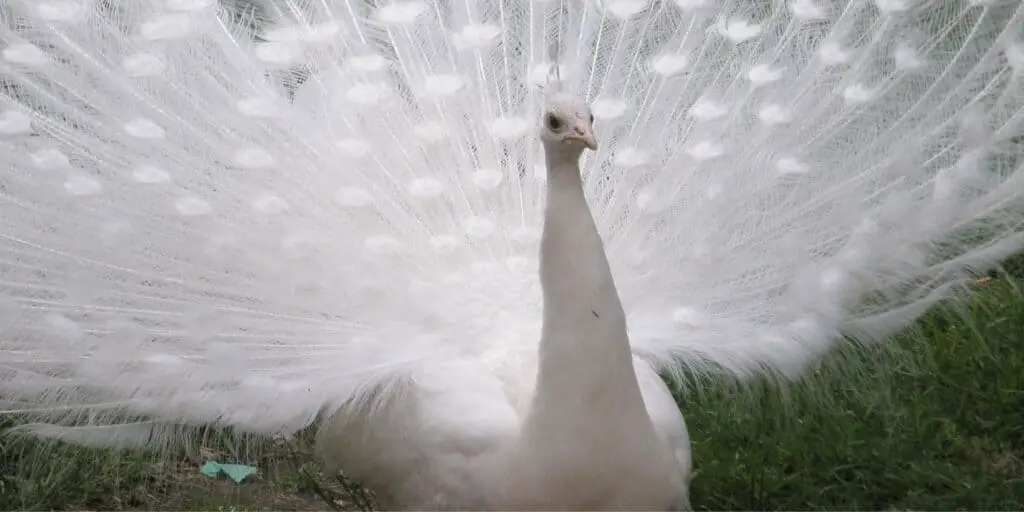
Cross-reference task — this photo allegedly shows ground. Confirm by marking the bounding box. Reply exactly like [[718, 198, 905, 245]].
[[2, 264, 1024, 510]]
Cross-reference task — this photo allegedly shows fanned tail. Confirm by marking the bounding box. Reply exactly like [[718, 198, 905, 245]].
[[596, 0, 1024, 378], [0, 0, 1021, 451]]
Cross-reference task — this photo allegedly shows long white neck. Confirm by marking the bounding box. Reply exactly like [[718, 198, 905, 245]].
[[492, 146, 667, 507], [520, 146, 651, 436]]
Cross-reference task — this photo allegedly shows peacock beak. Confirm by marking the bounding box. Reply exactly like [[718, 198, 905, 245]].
[[569, 124, 598, 151]]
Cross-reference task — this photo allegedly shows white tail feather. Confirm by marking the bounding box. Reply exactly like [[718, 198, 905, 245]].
[[0, 0, 1022, 446]]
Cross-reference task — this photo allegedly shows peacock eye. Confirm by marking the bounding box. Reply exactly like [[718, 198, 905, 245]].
[[589, 114, 594, 124], [546, 114, 562, 131]]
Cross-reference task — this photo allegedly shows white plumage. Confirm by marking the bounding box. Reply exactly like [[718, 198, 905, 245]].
[[0, 0, 1022, 509]]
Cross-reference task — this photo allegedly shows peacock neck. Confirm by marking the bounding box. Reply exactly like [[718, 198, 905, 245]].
[[523, 148, 650, 433]]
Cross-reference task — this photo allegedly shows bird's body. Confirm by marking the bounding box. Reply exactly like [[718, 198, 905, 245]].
[[315, 356, 689, 510], [1, 0, 1022, 509], [318, 92, 691, 508]]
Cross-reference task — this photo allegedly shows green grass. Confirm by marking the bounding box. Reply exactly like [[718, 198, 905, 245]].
[[684, 276, 1024, 510], [3, 275, 1024, 510]]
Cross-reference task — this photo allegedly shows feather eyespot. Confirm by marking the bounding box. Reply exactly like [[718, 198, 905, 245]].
[[546, 114, 562, 131]]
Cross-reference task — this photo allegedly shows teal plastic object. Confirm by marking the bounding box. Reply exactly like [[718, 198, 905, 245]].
[[199, 461, 259, 483]]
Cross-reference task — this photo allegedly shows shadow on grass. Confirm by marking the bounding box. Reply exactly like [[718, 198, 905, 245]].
[[3, 276, 1024, 510], [0, 426, 335, 510]]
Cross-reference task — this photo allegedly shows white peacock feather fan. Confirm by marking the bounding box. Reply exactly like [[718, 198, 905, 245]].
[[0, 0, 1022, 508]]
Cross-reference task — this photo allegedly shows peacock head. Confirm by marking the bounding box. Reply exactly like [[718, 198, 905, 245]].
[[540, 92, 597, 155]]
